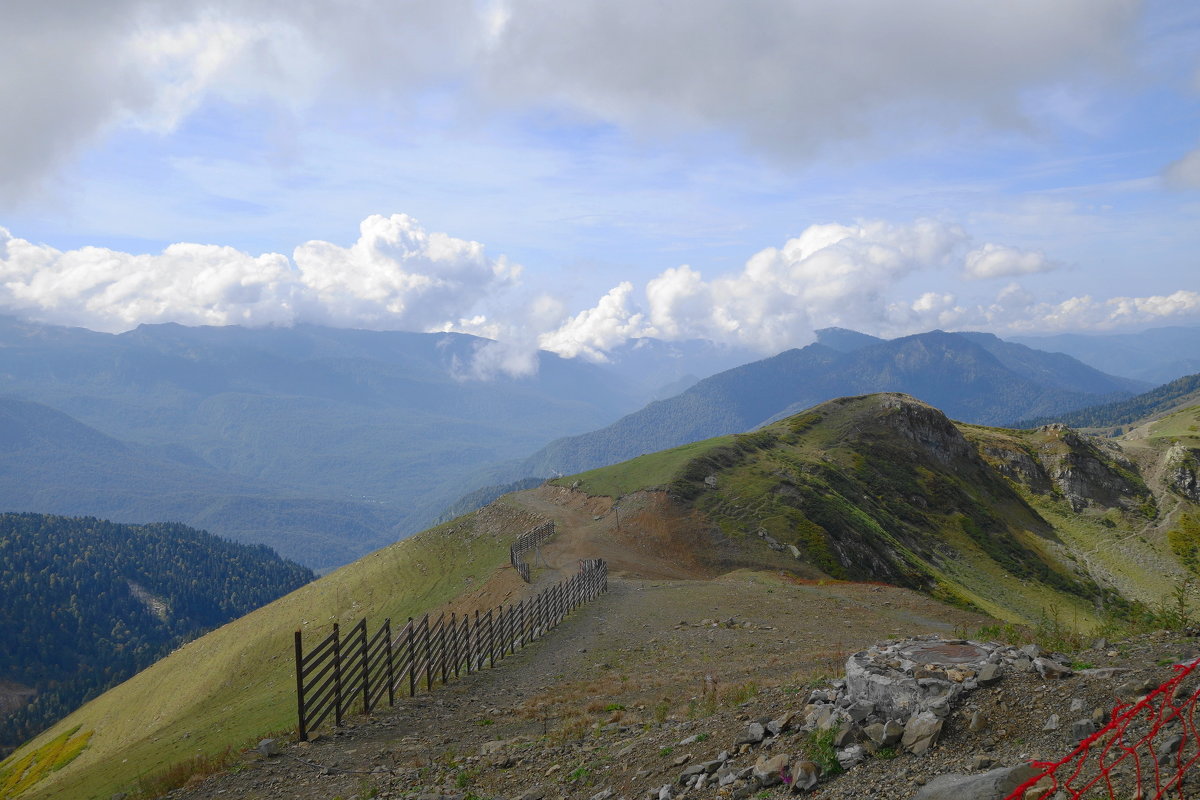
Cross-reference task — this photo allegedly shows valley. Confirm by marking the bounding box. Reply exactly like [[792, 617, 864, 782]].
[[3, 386, 1199, 799], [0, 321, 1173, 572]]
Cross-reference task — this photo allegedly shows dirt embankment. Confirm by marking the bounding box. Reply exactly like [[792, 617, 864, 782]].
[[506, 485, 823, 582]]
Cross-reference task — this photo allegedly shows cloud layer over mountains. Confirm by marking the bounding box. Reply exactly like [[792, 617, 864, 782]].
[[2, 215, 1196, 376], [0, 0, 1141, 202]]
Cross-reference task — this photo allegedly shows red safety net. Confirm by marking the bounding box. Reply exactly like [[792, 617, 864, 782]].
[[1007, 656, 1200, 800]]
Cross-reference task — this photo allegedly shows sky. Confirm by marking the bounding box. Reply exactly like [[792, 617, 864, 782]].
[[1, 0, 1198, 373]]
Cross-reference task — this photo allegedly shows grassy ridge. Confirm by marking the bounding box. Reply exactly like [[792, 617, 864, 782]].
[[3, 503, 531, 800], [555, 394, 1190, 628]]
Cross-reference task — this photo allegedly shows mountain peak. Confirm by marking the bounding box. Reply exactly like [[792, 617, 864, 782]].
[[814, 327, 885, 353]]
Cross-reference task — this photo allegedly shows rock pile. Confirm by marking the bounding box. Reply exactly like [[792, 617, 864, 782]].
[[650, 634, 1085, 797]]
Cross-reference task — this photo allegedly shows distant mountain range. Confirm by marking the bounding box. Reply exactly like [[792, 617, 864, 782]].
[[0, 318, 652, 568], [1010, 325, 1200, 385], [0, 316, 1184, 570], [510, 329, 1147, 480], [0, 318, 764, 569]]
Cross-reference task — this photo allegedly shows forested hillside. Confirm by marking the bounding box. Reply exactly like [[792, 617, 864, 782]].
[[0, 514, 313, 755], [1018, 373, 1200, 430]]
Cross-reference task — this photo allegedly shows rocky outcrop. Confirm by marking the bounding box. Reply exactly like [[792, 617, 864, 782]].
[[1035, 424, 1148, 512], [1164, 443, 1200, 502], [878, 394, 976, 467], [980, 444, 1054, 495]]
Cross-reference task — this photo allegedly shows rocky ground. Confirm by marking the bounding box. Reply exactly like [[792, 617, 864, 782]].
[[163, 567, 1200, 800]]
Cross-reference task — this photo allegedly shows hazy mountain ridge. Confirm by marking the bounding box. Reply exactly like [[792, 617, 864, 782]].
[[1010, 325, 1200, 385], [0, 396, 395, 568], [0, 512, 313, 756], [517, 330, 1140, 482], [0, 319, 651, 568]]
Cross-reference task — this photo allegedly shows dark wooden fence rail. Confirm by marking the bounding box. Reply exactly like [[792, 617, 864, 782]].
[[510, 521, 554, 583], [294, 557, 607, 741]]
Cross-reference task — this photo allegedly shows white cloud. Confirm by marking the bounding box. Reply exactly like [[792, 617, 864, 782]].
[[532, 218, 1200, 358], [538, 282, 646, 361], [446, 294, 565, 379], [483, 1, 1136, 158], [294, 213, 519, 329], [1, 213, 1196, 376], [0, 0, 474, 203], [0, 0, 1139, 202], [0, 215, 517, 334], [888, 285, 1200, 335], [963, 243, 1059, 279], [539, 219, 970, 356]]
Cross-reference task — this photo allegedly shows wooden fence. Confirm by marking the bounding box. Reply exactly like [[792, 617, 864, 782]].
[[293, 557, 607, 741], [509, 521, 555, 583]]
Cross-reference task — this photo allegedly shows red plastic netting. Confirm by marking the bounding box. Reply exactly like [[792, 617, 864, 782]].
[[1007, 656, 1200, 800]]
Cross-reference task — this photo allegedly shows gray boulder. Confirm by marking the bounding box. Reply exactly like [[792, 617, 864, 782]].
[[789, 760, 820, 792], [752, 753, 789, 787], [913, 764, 1043, 800], [902, 711, 944, 754]]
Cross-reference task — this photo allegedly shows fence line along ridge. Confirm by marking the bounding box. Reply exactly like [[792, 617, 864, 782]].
[[510, 521, 554, 583], [293, 557, 607, 741]]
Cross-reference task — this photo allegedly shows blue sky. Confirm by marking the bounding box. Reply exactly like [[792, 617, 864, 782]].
[[1, 0, 1197, 368]]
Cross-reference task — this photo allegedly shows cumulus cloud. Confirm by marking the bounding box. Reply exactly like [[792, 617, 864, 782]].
[[0, 0, 1138, 201], [962, 243, 1059, 279], [534, 219, 1200, 359], [444, 295, 565, 380], [538, 283, 646, 361], [880, 285, 1200, 336], [293, 214, 519, 329], [0, 215, 516, 333], [539, 219, 971, 356], [2, 214, 1196, 375]]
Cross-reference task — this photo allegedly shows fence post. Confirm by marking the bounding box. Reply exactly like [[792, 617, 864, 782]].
[[520, 599, 528, 648], [384, 618, 394, 707], [488, 608, 496, 668], [424, 614, 433, 691], [439, 613, 449, 685], [475, 610, 482, 671], [332, 622, 343, 728], [360, 620, 370, 713], [407, 617, 416, 697], [294, 630, 308, 742], [463, 614, 472, 676], [507, 604, 515, 655]]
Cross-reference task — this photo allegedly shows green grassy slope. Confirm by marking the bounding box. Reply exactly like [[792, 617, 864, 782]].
[[555, 393, 1194, 626], [1, 501, 537, 800]]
